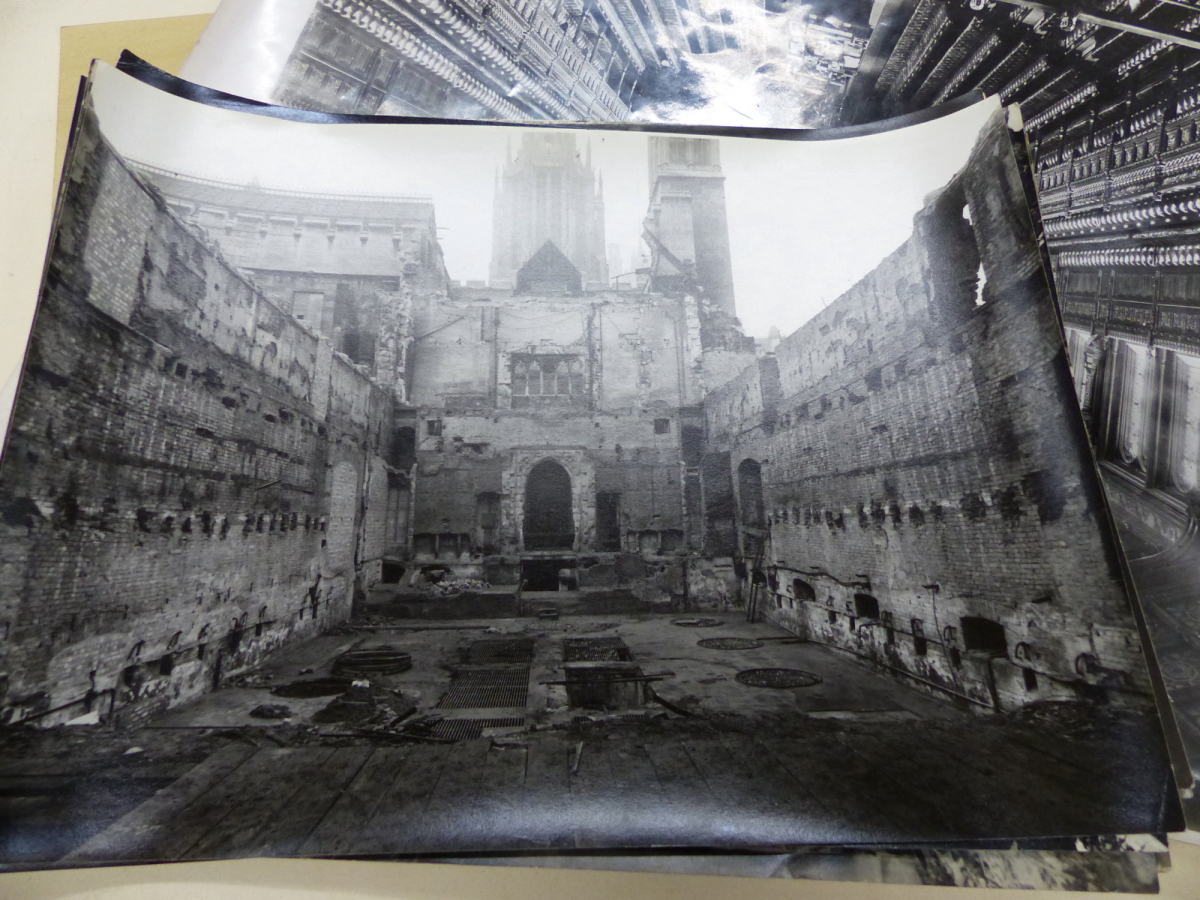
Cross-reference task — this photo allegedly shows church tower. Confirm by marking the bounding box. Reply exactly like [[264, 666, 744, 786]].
[[643, 136, 736, 318], [489, 132, 608, 291]]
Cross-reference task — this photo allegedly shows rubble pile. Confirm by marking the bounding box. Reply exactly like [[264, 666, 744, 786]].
[[416, 578, 490, 598]]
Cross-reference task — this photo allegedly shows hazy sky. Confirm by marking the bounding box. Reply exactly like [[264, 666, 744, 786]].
[[91, 63, 999, 338]]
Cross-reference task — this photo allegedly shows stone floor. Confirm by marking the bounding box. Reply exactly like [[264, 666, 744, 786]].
[[0, 613, 1177, 866]]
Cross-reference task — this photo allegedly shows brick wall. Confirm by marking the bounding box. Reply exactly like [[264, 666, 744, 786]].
[[703, 109, 1150, 712], [0, 104, 397, 726]]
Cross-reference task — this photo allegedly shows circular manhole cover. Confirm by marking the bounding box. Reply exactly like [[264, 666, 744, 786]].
[[331, 645, 413, 677], [671, 617, 724, 627], [697, 638, 764, 650], [735, 668, 822, 689]]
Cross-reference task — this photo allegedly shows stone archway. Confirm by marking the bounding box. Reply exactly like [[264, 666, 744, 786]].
[[523, 459, 575, 550]]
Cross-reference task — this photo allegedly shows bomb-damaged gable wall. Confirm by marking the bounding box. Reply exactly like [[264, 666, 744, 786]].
[[0, 104, 400, 727], [404, 288, 701, 557], [704, 109, 1148, 712]]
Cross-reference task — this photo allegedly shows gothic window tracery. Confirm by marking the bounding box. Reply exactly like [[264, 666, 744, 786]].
[[510, 355, 585, 406]]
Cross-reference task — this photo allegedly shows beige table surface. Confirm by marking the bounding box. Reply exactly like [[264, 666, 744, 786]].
[[2, 2, 1200, 897]]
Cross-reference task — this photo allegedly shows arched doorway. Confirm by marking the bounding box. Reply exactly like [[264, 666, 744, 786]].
[[524, 459, 574, 550]]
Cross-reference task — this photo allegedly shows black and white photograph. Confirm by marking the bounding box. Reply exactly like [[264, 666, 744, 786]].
[[180, 0, 874, 127], [183, 0, 1200, 839], [179, 0, 1200, 133], [841, 0, 1200, 835], [0, 60, 1184, 869]]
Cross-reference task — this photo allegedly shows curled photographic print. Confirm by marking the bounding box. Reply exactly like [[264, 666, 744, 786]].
[[0, 62, 1183, 868], [181, 0, 1200, 134], [181, 0, 873, 127]]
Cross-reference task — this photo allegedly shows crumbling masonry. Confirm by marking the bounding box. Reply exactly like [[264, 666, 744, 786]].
[[0, 104, 1155, 727]]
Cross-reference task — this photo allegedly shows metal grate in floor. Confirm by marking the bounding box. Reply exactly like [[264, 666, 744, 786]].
[[430, 717, 525, 741], [563, 637, 631, 662], [466, 638, 536, 665], [436, 668, 531, 709]]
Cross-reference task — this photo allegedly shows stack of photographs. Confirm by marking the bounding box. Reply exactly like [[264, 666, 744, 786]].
[[1, 0, 1198, 893]]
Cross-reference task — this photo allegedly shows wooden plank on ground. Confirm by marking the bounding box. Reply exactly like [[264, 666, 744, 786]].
[[566, 737, 644, 849], [249, 744, 375, 858], [405, 739, 491, 852], [756, 736, 903, 843], [642, 740, 710, 803], [832, 730, 960, 840], [869, 728, 1089, 838], [681, 734, 830, 846], [470, 743, 530, 851], [296, 745, 413, 857], [566, 738, 606, 804], [518, 734, 574, 849], [183, 746, 336, 860], [137, 747, 304, 860], [352, 741, 453, 855], [641, 738, 715, 842], [716, 733, 830, 825], [62, 742, 255, 863]]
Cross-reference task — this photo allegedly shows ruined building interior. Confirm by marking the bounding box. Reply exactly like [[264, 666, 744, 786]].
[[836, 0, 1200, 808], [0, 71, 1181, 861]]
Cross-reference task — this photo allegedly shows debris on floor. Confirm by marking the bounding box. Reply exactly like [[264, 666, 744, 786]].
[[249, 704, 294, 720], [312, 681, 415, 727]]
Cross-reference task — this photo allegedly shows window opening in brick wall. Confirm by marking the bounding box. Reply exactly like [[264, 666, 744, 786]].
[[792, 579, 816, 602], [427, 419, 443, 436], [654, 417, 670, 434], [853, 593, 879, 619], [1023, 668, 1038, 691], [912, 619, 927, 656], [961, 616, 1007, 656]]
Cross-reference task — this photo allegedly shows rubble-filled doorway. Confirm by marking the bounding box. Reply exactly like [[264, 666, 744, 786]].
[[523, 459, 574, 550]]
